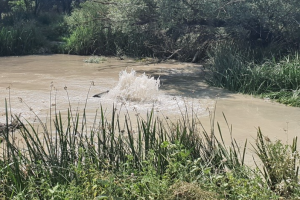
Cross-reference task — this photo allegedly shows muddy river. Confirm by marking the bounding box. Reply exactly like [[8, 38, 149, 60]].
[[1, 54, 300, 164]]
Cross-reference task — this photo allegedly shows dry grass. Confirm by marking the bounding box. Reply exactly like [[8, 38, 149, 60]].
[[166, 181, 219, 200]]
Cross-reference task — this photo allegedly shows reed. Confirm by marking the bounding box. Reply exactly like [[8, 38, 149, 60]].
[[0, 97, 246, 197], [0, 23, 44, 56], [1, 92, 299, 198], [253, 129, 299, 196], [208, 42, 300, 106]]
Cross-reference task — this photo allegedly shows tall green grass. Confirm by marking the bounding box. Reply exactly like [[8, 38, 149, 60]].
[[208, 41, 300, 106], [0, 97, 299, 198], [253, 129, 299, 196], [0, 22, 45, 56], [0, 97, 246, 197]]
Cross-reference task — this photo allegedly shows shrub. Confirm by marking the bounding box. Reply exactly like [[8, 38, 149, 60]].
[[253, 129, 300, 197], [64, 1, 114, 55], [211, 169, 279, 199], [36, 12, 68, 42], [0, 20, 45, 56], [166, 181, 218, 200]]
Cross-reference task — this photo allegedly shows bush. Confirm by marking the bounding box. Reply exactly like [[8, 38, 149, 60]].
[[254, 129, 300, 197], [63, 1, 115, 55], [36, 12, 68, 42], [0, 20, 45, 56], [166, 181, 218, 200], [2, 0, 299, 59], [211, 169, 278, 199]]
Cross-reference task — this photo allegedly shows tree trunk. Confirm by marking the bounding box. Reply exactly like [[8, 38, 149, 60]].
[[34, 0, 41, 16]]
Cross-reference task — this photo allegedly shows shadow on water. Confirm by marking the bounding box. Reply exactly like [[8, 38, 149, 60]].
[[91, 57, 233, 100], [136, 64, 233, 99], [96, 59, 139, 71]]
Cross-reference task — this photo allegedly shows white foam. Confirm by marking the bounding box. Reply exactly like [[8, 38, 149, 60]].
[[99, 69, 214, 116], [0, 69, 215, 123], [104, 69, 160, 102]]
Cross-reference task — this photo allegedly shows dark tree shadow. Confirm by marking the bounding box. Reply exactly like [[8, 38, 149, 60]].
[[135, 64, 234, 99]]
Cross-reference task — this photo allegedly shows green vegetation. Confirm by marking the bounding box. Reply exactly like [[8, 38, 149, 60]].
[[207, 42, 300, 106], [1, 96, 300, 199], [63, 2, 113, 55], [254, 129, 300, 196], [0, 22, 44, 55], [1, 0, 299, 58], [84, 55, 107, 63], [1, 0, 300, 105], [2, 0, 300, 199]]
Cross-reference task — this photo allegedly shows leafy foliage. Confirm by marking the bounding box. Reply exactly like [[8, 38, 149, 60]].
[[0, 21, 45, 56], [61, 0, 300, 60], [1, 0, 299, 61], [1, 95, 299, 199], [253, 129, 300, 197]]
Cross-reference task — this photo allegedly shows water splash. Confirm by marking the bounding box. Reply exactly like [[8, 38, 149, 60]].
[[104, 70, 160, 102], [99, 69, 214, 116]]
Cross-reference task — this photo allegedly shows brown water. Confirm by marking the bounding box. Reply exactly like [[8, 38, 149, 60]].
[[0, 54, 216, 122], [1, 54, 300, 164]]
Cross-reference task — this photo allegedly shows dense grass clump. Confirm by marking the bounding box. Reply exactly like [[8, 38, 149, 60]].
[[254, 129, 299, 196], [0, 11, 66, 56], [83, 55, 107, 63], [1, 97, 300, 199], [207, 41, 300, 106], [0, 22, 45, 56]]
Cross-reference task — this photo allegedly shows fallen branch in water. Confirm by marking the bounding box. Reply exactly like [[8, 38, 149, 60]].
[[93, 90, 110, 98]]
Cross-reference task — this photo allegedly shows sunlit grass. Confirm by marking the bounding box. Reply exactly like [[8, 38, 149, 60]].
[[208, 42, 300, 106], [83, 56, 107, 63], [0, 94, 299, 199]]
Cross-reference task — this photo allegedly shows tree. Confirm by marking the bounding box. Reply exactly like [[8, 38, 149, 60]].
[[0, 0, 10, 17]]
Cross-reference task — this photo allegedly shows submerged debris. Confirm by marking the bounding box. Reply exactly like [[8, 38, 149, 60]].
[[0, 118, 22, 135], [93, 90, 110, 98]]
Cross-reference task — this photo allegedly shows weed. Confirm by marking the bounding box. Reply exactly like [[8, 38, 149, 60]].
[[0, 95, 298, 199], [84, 56, 107, 63], [166, 181, 218, 200], [253, 129, 300, 197], [208, 42, 300, 106]]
